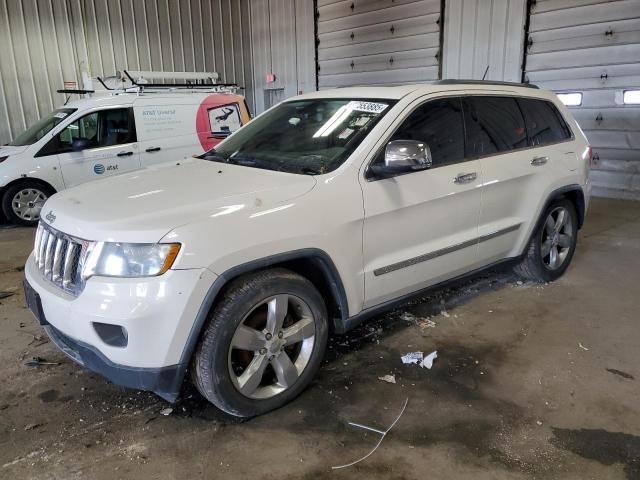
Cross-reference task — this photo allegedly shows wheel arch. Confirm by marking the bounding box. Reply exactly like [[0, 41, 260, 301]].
[[178, 248, 350, 368], [521, 184, 586, 259], [1, 177, 58, 223], [1, 177, 58, 199], [562, 187, 586, 229], [543, 184, 585, 230]]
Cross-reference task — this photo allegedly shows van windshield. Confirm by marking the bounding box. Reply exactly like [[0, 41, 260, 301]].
[[9, 108, 77, 146], [201, 99, 395, 175]]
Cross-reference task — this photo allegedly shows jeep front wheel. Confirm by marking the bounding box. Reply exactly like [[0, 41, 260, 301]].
[[191, 268, 328, 417]]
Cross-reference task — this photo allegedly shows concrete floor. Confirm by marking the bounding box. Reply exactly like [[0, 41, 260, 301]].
[[0, 197, 639, 479]]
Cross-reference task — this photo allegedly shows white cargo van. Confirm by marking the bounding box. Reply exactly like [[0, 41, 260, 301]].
[[0, 72, 250, 226]]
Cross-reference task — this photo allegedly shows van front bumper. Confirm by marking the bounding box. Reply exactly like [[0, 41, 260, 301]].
[[24, 255, 217, 402]]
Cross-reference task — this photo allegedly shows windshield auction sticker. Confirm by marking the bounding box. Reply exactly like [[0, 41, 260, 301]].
[[348, 101, 389, 114]]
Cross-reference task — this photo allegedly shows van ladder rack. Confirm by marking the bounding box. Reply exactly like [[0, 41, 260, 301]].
[[96, 77, 115, 91], [123, 70, 240, 90]]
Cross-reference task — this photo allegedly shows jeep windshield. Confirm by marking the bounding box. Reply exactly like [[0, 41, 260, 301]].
[[9, 108, 77, 146], [201, 99, 395, 174]]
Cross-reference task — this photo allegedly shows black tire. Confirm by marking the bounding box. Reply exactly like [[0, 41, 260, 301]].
[[191, 268, 328, 418], [1, 181, 54, 227], [514, 198, 578, 282]]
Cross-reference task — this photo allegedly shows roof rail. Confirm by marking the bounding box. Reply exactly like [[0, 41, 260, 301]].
[[435, 79, 539, 89]]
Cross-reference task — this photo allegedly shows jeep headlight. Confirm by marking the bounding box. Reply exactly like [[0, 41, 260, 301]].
[[82, 242, 181, 279]]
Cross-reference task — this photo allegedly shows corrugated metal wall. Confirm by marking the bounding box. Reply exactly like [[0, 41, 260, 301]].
[[524, 0, 640, 200], [442, 0, 527, 82], [0, 0, 253, 146], [316, 0, 441, 88], [249, 0, 315, 114]]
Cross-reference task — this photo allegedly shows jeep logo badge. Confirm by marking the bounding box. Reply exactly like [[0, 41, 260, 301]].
[[45, 211, 56, 224]]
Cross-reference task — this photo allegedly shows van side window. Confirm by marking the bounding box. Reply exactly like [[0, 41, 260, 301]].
[[101, 108, 136, 146], [463, 96, 527, 157], [517, 98, 572, 146], [37, 108, 136, 156], [387, 97, 465, 168]]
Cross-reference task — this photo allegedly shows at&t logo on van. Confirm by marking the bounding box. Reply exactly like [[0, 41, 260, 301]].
[[94, 164, 118, 175]]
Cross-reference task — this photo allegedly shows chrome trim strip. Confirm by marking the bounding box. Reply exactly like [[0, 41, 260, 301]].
[[44, 233, 56, 277], [373, 223, 522, 276], [62, 242, 79, 290], [38, 229, 49, 270], [34, 224, 43, 264], [52, 238, 65, 282]]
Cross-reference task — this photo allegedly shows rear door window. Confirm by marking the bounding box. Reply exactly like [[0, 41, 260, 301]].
[[463, 96, 528, 157], [517, 98, 572, 146]]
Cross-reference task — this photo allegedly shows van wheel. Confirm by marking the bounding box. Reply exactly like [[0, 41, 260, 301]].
[[515, 198, 578, 282], [191, 268, 328, 418], [2, 181, 54, 227]]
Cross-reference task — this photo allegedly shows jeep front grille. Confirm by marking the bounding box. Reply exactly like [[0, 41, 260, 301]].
[[34, 222, 89, 296]]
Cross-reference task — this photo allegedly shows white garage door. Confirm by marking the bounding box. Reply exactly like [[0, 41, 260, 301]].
[[316, 0, 441, 89], [524, 0, 640, 200]]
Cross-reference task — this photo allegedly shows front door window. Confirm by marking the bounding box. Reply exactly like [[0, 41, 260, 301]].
[[38, 108, 136, 156]]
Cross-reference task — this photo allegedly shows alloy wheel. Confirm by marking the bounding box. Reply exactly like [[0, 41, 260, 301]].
[[11, 188, 48, 222], [541, 206, 574, 270], [228, 294, 316, 399]]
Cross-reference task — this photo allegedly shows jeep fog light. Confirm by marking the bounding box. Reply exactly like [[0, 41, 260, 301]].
[[82, 242, 180, 279]]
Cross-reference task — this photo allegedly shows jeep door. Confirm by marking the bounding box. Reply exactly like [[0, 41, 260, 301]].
[[361, 96, 482, 308], [465, 96, 574, 265], [39, 108, 140, 188]]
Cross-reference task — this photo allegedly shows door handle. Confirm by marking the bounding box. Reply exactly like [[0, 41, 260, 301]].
[[453, 172, 477, 184], [117, 151, 134, 157], [531, 156, 548, 166], [145, 146, 161, 153]]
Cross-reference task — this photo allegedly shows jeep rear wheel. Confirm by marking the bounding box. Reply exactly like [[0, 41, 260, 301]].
[[191, 268, 328, 417], [515, 198, 578, 282]]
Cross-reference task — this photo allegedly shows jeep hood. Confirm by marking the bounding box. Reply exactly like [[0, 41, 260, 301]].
[[41, 159, 316, 242]]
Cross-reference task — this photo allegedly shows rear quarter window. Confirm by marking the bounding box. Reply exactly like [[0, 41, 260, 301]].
[[517, 98, 572, 146]]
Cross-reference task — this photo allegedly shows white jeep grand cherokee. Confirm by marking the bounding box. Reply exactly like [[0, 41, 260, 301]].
[[24, 81, 591, 417]]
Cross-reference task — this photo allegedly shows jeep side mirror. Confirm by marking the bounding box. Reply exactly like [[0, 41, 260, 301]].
[[369, 140, 432, 178], [71, 137, 91, 152]]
